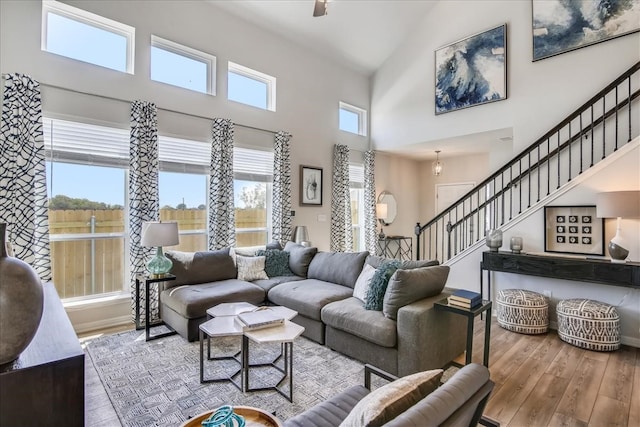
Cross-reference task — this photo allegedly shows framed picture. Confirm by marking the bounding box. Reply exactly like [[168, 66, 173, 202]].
[[532, 0, 640, 61], [544, 205, 604, 256], [300, 165, 323, 206], [435, 24, 507, 115]]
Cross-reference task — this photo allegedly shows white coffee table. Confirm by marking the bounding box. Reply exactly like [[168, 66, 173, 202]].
[[199, 316, 244, 390], [243, 320, 305, 402]]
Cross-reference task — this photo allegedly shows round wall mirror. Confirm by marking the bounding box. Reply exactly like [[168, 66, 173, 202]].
[[377, 191, 397, 226]]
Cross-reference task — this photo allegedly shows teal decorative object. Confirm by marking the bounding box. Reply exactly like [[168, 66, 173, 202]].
[[202, 405, 245, 427], [141, 222, 179, 277], [365, 260, 401, 311]]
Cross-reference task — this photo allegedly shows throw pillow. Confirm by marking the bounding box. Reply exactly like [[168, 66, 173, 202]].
[[255, 249, 294, 277], [166, 248, 236, 288], [235, 255, 269, 281], [383, 265, 450, 320], [353, 263, 376, 303], [365, 260, 401, 311], [340, 369, 444, 427], [284, 242, 318, 277]]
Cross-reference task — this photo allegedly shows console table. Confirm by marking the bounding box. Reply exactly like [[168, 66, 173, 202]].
[[480, 251, 640, 301], [377, 236, 412, 261], [0, 282, 84, 426]]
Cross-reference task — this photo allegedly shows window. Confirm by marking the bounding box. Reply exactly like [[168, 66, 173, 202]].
[[151, 36, 216, 95], [44, 118, 129, 302], [228, 62, 276, 111], [339, 102, 367, 136], [42, 1, 135, 74], [350, 164, 365, 251]]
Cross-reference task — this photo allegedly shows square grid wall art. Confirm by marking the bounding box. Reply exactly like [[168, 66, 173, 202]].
[[532, 0, 640, 61], [544, 205, 604, 256], [435, 24, 507, 115]]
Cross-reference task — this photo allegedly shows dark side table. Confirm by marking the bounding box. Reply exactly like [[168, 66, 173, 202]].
[[434, 298, 492, 367], [135, 273, 177, 341]]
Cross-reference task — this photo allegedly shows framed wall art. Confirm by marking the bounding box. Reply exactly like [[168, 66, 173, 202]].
[[435, 23, 507, 115], [544, 205, 604, 256], [532, 0, 640, 61], [300, 165, 323, 206]]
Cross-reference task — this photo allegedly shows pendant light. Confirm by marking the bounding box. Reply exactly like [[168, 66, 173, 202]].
[[432, 150, 443, 176]]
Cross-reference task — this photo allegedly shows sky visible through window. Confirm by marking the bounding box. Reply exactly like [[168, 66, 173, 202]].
[[228, 72, 268, 109], [46, 12, 127, 72], [151, 47, 208, 93], [340, 108, 359, 134]]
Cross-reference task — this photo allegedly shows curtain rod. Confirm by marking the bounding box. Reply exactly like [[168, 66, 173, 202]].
[[1, 74, 286, 136]]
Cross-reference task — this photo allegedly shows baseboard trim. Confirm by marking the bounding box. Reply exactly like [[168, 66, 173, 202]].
[[73, 315, 132, 335]]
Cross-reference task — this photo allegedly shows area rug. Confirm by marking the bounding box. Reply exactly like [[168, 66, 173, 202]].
[[86, 329, 366, 426]]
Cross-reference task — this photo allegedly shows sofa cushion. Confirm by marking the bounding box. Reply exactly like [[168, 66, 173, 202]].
[[365, 260, 401, 311], [160, 279, 265, 318], [251, 275, 305, 293], [284, 385, 370, 427], [236, 255, 269, 281], [166, 249, 236, 288], [340, 369, 443, 427], [266, 241, 283, 250], [353, 263, 376, 303], [308, 251, 369, 288], [383, 265, 450, 320], [322, 297, 397, 348], [268, 279, 354, 320], [284, 242, 318, 277], [256, 249, 294, 277], [366, 255, 439, 270]]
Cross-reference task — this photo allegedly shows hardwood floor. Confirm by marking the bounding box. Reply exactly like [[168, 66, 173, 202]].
[[81, 319, 639, 426]]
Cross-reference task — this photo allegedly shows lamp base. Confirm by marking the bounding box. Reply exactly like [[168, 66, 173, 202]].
[[146, 247, 173, 276], [608, 240, 629, 263]]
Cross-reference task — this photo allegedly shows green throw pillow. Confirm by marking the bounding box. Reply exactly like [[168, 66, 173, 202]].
[[365, 260, 401, 311], [255, 249, 293, 277]]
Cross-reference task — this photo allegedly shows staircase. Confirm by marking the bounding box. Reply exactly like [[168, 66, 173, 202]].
[[415, 62, 640, 263]]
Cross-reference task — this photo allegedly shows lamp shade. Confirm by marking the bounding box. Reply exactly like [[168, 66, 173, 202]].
[[141, 222, 179, 247], [376, 203, 388, 220], [596, 191, 640, 218]]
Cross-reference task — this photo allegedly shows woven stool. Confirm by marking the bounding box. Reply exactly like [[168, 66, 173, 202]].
[[557, 299, 620, 351], [496, 289, 549, 334]]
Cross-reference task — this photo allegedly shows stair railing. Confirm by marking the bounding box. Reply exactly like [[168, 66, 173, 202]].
[[416, 62, 640, 262]]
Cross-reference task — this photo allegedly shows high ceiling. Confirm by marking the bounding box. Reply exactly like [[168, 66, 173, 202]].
[[210, 0, 437, 75]]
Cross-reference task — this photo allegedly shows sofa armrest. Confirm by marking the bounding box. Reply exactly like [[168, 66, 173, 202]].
[[396, 292, 466, 376]]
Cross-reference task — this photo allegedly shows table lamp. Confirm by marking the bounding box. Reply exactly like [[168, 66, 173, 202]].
[[292, 225, 311, 247], [596, 191, 640, 263], [141, 221, 179, 276], [376, 203, 388, 238]]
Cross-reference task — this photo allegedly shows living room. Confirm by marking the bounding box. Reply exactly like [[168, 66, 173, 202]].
[[1, 0, 639, 426]]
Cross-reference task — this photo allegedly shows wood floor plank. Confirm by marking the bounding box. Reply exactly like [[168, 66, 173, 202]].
[[555, 356, 607, 423], [485, 334, 562, 424], [629, 353, 640, 427], [546, 341, 585, 379], [547, 413, 588, 427], [599, 345, 636, 403], [588, 394, 629, 427], [508, 372, 570, 427], [488, 332, 544, 385]]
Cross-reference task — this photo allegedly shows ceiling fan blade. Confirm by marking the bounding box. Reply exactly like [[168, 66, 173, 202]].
[[313, 0, 327, 17]]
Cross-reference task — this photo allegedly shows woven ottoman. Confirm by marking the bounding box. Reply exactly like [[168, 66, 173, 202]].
[[496, 289, 549, 334], [557, 299, 620, 351]]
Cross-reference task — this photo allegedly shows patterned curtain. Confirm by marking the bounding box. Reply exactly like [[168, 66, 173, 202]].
[[0, 73, 51, 281], [272, 131, 292, 244], [330, 144, 353, 252], [364, 150, 377, 254], [208, 118, 236, 250], [128, 100, 159, 323]]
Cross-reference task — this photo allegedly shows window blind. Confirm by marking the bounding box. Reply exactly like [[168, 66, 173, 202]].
[[349, 163, 364, 188]]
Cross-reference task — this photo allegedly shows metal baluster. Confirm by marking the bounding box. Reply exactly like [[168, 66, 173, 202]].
[[509, 166, 513, 220], [579, 113, 583, 174], [518, 160, 522, 214], [556, 131, 561, 189], [477, 191, 481, 242], [590, 105, 594, 167], [527, 152, 531, 208], [568, 122, 572, 181], [615, 86, 619, 150], [628, 76, 632, 142], [547, 138, 550, 196], [602, 94, 606, 159], [537, 145, 540, 202], [501, 173, 505, 224]]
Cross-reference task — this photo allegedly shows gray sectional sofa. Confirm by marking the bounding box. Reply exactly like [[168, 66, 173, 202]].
[[160, 242, 466, 376]]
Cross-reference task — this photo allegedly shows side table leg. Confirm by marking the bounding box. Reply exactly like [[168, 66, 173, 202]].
[[484, 306, 491, 367], [242, 335, 249, 392], [199, 330, 204, 383], [466, 316, 474, 365], [145, 279, 151, 341]]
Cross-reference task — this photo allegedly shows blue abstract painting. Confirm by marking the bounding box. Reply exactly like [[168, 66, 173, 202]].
[[435, 24, 507, 115], [533, 0, 640, 61]]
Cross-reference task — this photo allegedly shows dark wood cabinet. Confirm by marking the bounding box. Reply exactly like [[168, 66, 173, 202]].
[[0, 282, 84, 426]]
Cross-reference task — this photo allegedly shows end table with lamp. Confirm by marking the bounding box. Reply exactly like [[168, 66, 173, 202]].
[[135, 273, 178, 341]]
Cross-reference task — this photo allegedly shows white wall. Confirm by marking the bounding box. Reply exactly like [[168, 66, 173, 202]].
[[1, 0, 371, 331], [0, 0, 371, 253], [370, 0, 640, 159]]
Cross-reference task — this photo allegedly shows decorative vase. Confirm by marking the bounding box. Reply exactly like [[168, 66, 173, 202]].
[[510, 236, 523, 254], [0, 223, 44, 365], [486, 229, 503, 252]]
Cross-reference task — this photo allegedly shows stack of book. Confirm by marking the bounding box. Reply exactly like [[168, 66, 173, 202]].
[[448, 289, 482, 309], [237, 307, 284, 331]]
